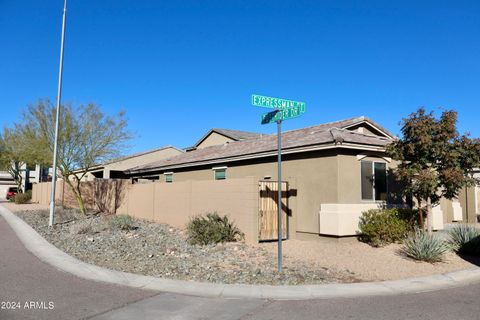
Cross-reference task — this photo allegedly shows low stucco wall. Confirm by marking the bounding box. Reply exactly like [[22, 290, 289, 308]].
[[32, 178, 260, 243], [32, 180, 127, 214], [117, 177, 259, 243], [319, 203, 385, 236]]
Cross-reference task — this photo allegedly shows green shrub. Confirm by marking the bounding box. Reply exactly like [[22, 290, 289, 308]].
[[186, 212, 244, 246], [14, 192, 31, 204], [109, 214, 135, 231], [448, 224, 480, 255], [402, 229, 450, 262], [359, 209, 415, 247]]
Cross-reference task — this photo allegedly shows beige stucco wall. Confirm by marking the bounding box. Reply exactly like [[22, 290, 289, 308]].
[[32, 180, 127, 214], [32, 181, 63, 205], [476, 186, 480, 216], [117, 177, 259, 243], [196, 132, 235, 149], [153, 150, 400, 237], [157, 151, 340, 235], [458, 186, 479, 224]]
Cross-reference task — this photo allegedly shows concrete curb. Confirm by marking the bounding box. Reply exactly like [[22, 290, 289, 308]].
[[2, 204, 480, 300]]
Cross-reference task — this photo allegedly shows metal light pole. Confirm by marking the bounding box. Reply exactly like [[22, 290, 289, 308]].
[[49, 0, 67, 227]]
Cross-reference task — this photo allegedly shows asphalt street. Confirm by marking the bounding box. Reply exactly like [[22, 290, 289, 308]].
[[0, 215, 156, 320], [90, 284, 480, 320], [2, 211, 480, 320]]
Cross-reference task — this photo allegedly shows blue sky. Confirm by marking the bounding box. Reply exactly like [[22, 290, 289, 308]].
[[1, 1, 479, 154]]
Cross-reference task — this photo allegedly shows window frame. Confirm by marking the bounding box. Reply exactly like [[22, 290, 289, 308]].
[[212, 166, 227, 180], [164, 172, 173, 183], [360, 160, 388, 202]]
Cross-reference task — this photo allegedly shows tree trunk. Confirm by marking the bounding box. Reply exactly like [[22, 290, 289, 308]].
[[75, 192, 87, 215], [426, 197, 433, 234], [418, 203, 425, 230], [65, 179, 87, 215], [10, 162, 23, 193], [74, 181, 87, 215]]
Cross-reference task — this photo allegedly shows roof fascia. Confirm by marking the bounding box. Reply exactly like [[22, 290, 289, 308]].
[[128, 142, 387, 174]]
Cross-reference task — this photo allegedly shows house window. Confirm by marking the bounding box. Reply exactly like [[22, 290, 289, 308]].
[[165, 172, 173, 183], [361, 161, 387, 201], [213, 167, 227, 180]]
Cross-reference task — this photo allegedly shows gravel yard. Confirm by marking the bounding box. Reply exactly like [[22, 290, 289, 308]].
[[4, 202, 478, 285], [7, 204, 351, 285]]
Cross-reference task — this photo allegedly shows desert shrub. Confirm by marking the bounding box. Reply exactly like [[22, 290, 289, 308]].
[[109, 214, 135, 231], [14, 192, 31, 204], [448, 224, 480, 255], [186, 212, 244, 245], [359, 209, 415, 247], [402, 229, 450, 262]]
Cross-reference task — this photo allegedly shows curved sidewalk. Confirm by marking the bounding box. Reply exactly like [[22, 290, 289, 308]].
[[2, 204, 480, 300]]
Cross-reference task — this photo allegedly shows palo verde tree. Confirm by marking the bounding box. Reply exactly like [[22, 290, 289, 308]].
[[387, 108, 480, 232], [0, 127, 29, 192], [18, 99, 131, 215]]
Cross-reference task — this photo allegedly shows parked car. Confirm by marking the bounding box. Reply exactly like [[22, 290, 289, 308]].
[[6, 187, 18, 200]]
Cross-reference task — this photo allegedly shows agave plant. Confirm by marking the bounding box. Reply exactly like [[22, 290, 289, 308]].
[[448, 224, 480, 255], [402, 229, 451, 263]]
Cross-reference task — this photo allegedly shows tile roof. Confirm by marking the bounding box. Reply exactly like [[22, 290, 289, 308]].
[[188, 128, 263, 150], [213, 128, 263, 141], [128, 117, 393, 174], [82, 146, 183, 172]]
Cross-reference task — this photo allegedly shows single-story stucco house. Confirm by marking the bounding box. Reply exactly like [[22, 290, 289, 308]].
[[123, 116, 479, 241], [80, 146, 184, 181]]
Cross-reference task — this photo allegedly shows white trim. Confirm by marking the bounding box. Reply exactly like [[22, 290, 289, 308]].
[[211, 166, 228, 171], [382, 157, 392, 163], [356, 154, 367, 161], [360, 160, 388, 202]]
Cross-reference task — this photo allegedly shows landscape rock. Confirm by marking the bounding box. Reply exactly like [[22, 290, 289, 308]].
[[14, 209, 354, 285]]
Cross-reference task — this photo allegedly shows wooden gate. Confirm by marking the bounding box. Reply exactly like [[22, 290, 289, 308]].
[[259, 181, 288, 241]]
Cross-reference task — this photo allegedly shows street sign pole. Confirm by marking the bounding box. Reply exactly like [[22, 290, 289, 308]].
[[252, 94, 306, 273], [276, 117, 283, 272]]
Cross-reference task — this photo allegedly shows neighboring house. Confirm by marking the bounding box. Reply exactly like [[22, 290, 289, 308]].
[[0, 164, 49, 198], [126, 117, 395, 239], [82, 146, 184, 181], [185, 128, 264, 151], [0, 171, 16, 199]]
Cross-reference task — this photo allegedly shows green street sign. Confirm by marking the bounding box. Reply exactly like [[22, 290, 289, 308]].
[[261, 105, 306, 125], [252, 94, 306, 110]]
